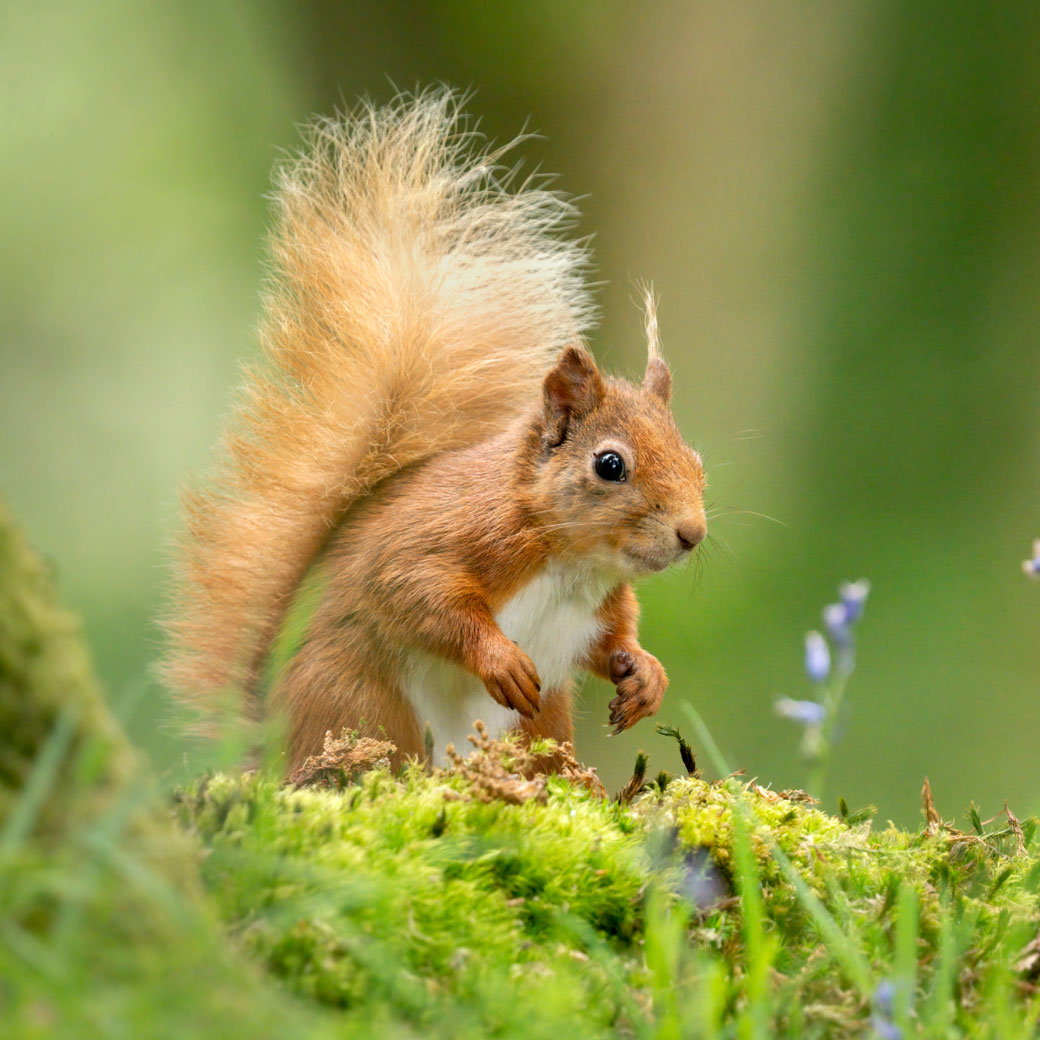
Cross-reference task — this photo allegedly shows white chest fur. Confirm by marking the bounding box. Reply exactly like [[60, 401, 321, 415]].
[[403, 562, 612, 760]]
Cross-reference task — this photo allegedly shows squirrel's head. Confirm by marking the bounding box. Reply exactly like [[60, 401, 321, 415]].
[[530, 326, 707, 578]]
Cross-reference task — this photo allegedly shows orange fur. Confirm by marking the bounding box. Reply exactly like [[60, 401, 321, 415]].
[[162, 90, 594, 720], [162, 91, 707, 769], [276, 355, 705, 769]]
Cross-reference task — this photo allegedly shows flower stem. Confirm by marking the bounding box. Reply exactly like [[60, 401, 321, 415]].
[[806, 671, 849, 804]]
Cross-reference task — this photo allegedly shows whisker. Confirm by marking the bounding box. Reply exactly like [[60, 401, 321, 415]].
[[705, 531, 737, 561], [531, 515, 604, 532], [706, 506, 787, 528], [721, 508, 787, 528], [687, 547, 709, 591]]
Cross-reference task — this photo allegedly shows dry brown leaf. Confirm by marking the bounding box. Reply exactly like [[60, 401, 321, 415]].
[[922, 776, 942, 836], [1006, 801, 1028, 857]]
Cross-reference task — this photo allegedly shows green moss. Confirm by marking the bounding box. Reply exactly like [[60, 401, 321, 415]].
[[0, 502, 133, 820], [177, 763, 1040, 1038], [5, 500, 1040, 1037], [0, 504, 340, 1039], [176, 767, 651, 1036]]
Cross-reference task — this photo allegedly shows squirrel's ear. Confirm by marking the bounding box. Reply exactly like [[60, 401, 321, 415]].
[[640, 284, 671, 403], [542, 345, 604, 447], [643, 357, 672, 404]]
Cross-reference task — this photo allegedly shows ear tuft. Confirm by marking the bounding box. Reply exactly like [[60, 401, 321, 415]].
[[542, 345, 604, 446], [643, 356, 672, 404]]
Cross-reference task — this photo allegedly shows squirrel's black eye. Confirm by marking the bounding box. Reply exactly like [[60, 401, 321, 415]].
[[594, 451, 626, 482]]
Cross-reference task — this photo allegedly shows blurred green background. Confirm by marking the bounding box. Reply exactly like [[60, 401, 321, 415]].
[[3, 1, 1039, 826]]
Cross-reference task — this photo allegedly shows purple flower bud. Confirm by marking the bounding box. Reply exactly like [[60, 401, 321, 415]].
[[1023, 540, 1040, 579], [871, 1018, 902, 1040], [874, 981, 896, 1018], [680, 847, 729, 912], [804, 630, 831, 683], [822, 602, 851, 647], [871, 980, 901, 1040], [839, 579, 871, 623], [775, 697, 827, 725]]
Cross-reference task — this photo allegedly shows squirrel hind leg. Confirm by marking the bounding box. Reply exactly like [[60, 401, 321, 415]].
[[280, 647, 424, 773], [514, 683, 575, 775]]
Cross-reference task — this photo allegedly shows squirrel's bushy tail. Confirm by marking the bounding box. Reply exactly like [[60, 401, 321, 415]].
[[163, 89, 594, 720]]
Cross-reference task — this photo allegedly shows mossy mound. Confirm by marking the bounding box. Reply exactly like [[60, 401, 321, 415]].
[[0, 502, 133, 821], [177, 739, 1040, 1038], [5, 496, 1040, 1039], [0, 503, 338, 1039]]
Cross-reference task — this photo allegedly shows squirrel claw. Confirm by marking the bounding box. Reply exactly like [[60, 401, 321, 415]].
[[481, 642, 542, 718], [605, 648, 667, 732]]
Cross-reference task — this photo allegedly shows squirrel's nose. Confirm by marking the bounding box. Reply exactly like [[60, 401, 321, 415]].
[[676, 519, 706, 552]]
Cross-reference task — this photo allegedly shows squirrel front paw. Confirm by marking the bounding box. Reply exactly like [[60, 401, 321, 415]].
[[607, 648, 667, 734], [479, 641, 542, 719]]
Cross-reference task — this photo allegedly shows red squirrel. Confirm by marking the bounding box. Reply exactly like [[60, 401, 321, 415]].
[[163, 90, 706, 770]]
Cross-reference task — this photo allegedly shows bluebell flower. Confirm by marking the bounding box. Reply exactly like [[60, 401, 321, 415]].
[[822, 602, 851, 647], [775, 697, 827, 725], [839, 579, 871, 623], [775, 697, 826, 755], [804, 630, 830, 683], [871, 980, 901, 1040], [679, 847, 729, 912], [1022, 540, 1040, 578], [874, 980, 896, 1018], [871, 1018, 902, 1040]]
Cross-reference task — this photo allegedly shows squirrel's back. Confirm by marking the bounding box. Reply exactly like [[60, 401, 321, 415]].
[[162, 89, 595, 719]]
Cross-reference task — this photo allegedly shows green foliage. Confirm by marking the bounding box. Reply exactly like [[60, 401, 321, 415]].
[[172, 762, 1040, 1038], [0, 502, 132, 821], [6, 497, 1040, 1037], [176, 766, 649, 1038], [0, 501, 336, 1038], [6, 1, 1040, 825]]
